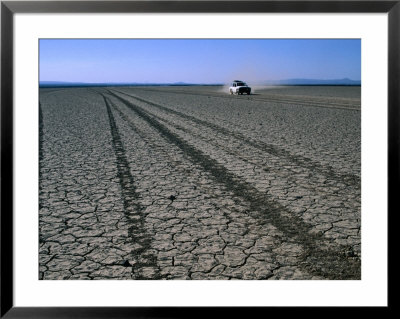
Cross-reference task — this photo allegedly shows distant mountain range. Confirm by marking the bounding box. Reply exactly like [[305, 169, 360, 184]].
[[263, 78, 361, 86], [39, 78, 361, 88]]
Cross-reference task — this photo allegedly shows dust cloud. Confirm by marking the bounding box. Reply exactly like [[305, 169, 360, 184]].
[[218, 64, 280, 94]]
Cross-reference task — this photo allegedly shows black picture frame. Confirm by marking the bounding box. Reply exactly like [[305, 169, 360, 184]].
[[1, 1, 396, 317]]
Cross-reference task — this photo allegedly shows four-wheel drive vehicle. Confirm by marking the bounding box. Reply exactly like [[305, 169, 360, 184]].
[[229, 80, 251, 95]]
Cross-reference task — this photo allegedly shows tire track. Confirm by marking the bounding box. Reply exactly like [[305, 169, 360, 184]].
[[103, 95, 161, 279], [110, 89, 360, 188], [106, 91, 361, 280], [128, 87, 360, 110], [126, 102, 356, 202]]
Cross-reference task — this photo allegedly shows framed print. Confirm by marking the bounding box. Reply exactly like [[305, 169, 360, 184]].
[[1, 0, 396, 317]]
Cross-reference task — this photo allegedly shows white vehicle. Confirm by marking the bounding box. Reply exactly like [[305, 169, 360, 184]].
[[229, 80, 251, 95]]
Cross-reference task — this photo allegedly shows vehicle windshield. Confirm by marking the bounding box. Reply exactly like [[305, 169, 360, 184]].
[[236, 82, 246, 86]]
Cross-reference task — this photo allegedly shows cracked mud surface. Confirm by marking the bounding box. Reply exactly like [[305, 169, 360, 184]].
[[39, 86, 361, 280]]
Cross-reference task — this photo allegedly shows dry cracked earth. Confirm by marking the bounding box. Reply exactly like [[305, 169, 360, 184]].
[[39, 85, 361, 280]]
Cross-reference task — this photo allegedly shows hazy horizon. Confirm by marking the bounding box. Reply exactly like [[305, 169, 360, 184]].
[[39, 77, 361, 84]]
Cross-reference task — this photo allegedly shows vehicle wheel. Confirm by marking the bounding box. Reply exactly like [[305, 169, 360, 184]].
[[240, 92, 243, 95], [230, 90, 233, 95]]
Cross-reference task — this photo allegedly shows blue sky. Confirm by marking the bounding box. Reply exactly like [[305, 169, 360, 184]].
[[39, 39, 361, 84]]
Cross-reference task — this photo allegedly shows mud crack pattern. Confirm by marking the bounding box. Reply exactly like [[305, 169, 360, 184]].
[[39, 86, 361, 280]]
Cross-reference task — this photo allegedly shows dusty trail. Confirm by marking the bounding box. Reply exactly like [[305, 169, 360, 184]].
[[39, 86, 361, 280]]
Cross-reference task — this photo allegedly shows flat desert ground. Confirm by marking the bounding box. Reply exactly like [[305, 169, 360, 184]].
[[39, 85, 361, 280]]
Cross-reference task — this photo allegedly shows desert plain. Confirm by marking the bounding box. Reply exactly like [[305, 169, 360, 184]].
[[39, 85, 361, 280]]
